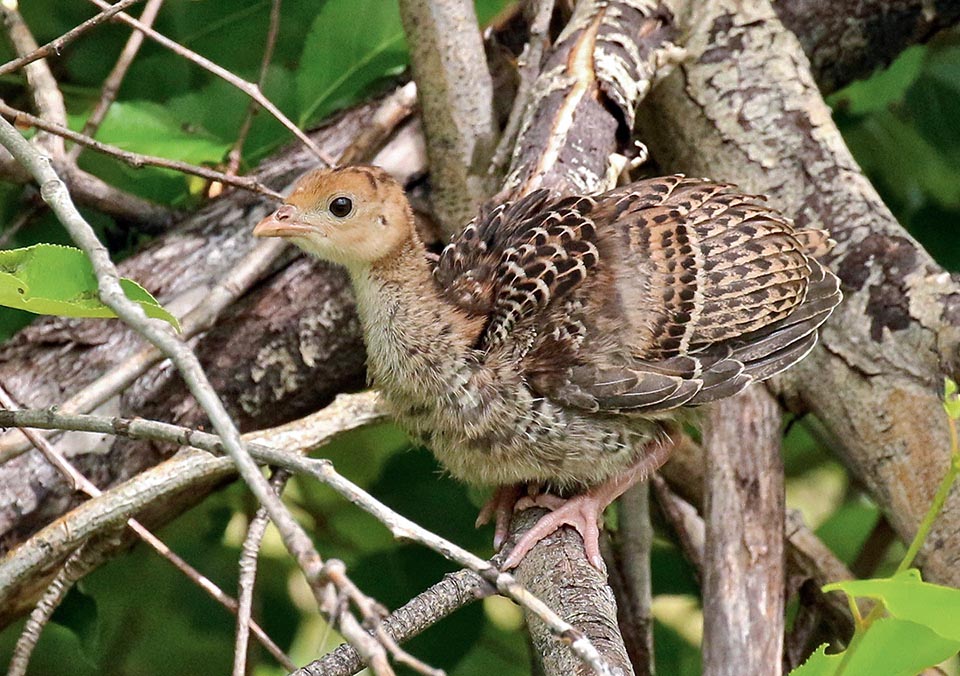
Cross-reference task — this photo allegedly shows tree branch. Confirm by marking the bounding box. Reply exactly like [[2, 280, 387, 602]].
[[398, 0, 498, 233], [702, 387, 785, 675]]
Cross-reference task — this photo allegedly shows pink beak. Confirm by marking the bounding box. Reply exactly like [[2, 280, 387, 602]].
[[253, 205, 314, 238]]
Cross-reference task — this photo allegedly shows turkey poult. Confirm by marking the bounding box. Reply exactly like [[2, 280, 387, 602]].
[[253, 165, 842, 570]]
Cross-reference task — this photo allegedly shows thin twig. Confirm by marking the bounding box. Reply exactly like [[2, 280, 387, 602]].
[[7, 535, 120, 676], [68, 0, 166, 162], [0, 101, 284, 200], [0, 382, 296, 670], [0, 0, 144, 77], [0, 405, 613, 675], [234, 470, 292, 676], [85, 0, 335, 165], [0, 115, 392, 672], [1, 5, 67, 156], [226, 0, 282, 177], [305, 569, 492, 676]]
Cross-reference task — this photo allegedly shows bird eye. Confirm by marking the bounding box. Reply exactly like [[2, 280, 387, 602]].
[[329, 196, 353, 218]]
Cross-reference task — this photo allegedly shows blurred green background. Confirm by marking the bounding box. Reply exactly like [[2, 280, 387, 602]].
[[0, 1, 957, 674]]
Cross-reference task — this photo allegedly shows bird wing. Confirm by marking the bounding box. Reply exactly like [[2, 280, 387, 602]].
[[434, 190, 602, 351], [526, 176, 841, 413]]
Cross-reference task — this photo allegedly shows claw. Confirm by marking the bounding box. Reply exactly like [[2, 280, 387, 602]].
[[499, 438, 676, 571]]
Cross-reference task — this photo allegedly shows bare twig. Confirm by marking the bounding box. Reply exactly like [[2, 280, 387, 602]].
[[234, 470, 293, 676], [0, 101, 284, 200], [85, 0, 335, 165], [0, 116, 391, 671], [0, 0, 144, 77], [226, 0, 282, 177], [68, 0, 166, 162], [1, 4, 174, 226], [1, 4, 67, 156], [0, 382, 295, 670], [0, 404, 614, 675], [7, 535, 121, 676]]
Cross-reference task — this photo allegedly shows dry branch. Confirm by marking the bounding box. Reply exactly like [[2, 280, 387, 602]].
[[702, 387, 785, 675]]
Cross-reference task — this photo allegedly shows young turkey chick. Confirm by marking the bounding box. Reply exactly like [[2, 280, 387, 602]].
[[253, 165, 841, 569]]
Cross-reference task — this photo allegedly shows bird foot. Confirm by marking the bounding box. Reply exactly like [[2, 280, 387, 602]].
[[476, 485, 523, 550], [499, 438, 677, 571], [502, 490, 609, 571]]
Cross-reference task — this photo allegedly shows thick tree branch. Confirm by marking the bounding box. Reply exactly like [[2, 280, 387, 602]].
[[639, 0, 960, 587]]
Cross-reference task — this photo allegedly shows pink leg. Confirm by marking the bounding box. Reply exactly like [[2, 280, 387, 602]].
[[475, 484, 523, 550], [501, 439, 675, 571]]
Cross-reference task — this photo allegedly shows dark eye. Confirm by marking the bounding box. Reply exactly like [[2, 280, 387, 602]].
[[329, 196, 353, 218]]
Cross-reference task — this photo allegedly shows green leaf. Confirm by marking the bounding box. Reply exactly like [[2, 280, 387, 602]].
[[80, 101, 230, 165], [0, 244, 180, 330], [792, 618, 960, 676], [945, 377, 960, 419], [296, 0, 409, 127], [827, 45, 925, 115], [824, 569, 960, 641]]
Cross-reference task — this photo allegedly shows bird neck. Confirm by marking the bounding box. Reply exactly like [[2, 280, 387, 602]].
[[348, 235, 483, 396]]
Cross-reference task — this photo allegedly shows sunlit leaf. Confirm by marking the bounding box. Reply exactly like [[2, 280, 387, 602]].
[[792, 618, 960, 676], [0, 244, 179, 330], [824, 569, 960, 642]]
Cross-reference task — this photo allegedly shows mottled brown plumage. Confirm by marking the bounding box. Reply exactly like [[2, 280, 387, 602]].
[[254, 166, 841, 568]]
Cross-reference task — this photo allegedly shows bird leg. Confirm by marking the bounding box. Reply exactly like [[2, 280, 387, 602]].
[[501, 439, 676, 571], [475, 484, 523, 550]]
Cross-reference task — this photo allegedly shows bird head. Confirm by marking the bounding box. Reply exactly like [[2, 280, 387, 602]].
[[253, 165, 414, 267]]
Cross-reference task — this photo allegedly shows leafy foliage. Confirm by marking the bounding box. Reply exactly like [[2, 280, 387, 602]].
[[0, 243, 178, 328]]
